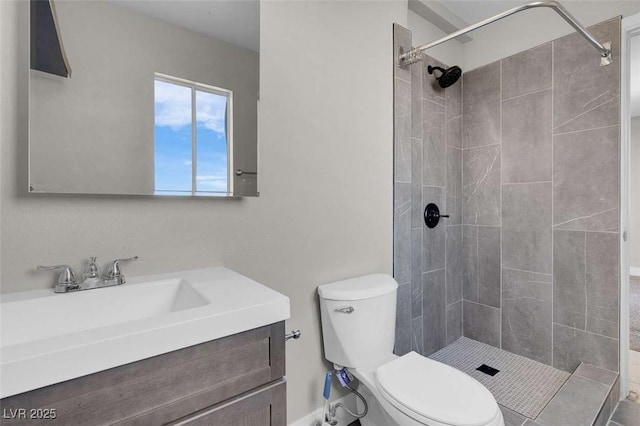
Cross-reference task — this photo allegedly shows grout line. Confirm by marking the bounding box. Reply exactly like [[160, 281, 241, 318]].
[[553, 228, 620, 235], [466, 299, 501, 311], [551, 38, 555, 368], [502, 181, 552, 185], [476, 225, 479, 303], [584, 232, 588, 333], [462, 142, 501, 150], [553, 123, 619, 137], [501, 86, 552, 102], [499, 57, 503, 349], [502, 267, 553, 276], [444, 83, 449, 347], [552, 322, 619, 341]]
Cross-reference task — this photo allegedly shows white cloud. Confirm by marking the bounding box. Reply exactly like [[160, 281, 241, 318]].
[[196, 174, 228, 192], [154, 79, 228, 135]]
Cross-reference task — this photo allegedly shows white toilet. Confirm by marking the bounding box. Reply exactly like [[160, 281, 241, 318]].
[[318, 274, 504, 426]]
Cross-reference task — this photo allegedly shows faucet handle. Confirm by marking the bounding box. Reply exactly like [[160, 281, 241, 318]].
[[84, 257, 100, 279], [105, 256, 139, 280], [37, 265, 78, 292]]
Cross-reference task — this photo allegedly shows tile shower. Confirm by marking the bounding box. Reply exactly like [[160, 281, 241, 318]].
[[393, 15, 620, 379]]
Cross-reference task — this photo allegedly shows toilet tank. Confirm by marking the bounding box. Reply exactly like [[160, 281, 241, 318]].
[[318, 274, 398, 369]]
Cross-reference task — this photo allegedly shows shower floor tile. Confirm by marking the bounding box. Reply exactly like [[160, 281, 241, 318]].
[[429, 337, 570, 419]]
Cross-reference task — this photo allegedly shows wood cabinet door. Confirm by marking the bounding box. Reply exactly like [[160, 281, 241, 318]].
[[171, 379, 286, 426]]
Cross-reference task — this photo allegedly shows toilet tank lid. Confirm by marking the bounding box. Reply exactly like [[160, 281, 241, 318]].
[[318, 274, 398, 301]]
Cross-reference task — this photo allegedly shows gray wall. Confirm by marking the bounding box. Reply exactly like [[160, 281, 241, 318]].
[[30, 1, 258, 195], [1, 0, 407, 421], [632, 117, 640, 270], [393, 25, 463, 357], [459, 18, 620, 373], [394, 18, 621, 374]]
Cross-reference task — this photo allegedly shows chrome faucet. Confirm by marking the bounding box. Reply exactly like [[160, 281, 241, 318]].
[[103, 257, 139, 286], [37, 256, 139, 293]]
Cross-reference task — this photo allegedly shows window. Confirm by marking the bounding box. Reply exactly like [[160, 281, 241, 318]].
[[154, 74, 232, 195]]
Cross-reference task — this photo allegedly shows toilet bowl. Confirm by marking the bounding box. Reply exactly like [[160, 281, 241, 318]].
[[318, 274, 504, 426]]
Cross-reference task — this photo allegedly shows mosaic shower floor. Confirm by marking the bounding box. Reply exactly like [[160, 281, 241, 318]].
[[429, 337, 571, 419]]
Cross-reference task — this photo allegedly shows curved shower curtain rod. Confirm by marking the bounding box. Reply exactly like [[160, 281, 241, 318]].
[[399, 1, 613, 67]]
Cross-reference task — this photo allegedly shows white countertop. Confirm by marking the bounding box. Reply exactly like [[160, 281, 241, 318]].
[[0, 267, 290, 398]]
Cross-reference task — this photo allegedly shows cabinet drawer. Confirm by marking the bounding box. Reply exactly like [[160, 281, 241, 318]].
[[1, 322, 285, 426], [171, 380, 286, 426]]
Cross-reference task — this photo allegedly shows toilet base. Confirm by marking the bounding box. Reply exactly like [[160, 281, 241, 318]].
[[353, 381, 505, 426]]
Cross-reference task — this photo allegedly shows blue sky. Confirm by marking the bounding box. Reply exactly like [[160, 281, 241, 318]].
[[154, 79, 228, 194]]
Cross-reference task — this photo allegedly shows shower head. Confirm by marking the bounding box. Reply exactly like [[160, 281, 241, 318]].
[[427, 65, 462, 88]]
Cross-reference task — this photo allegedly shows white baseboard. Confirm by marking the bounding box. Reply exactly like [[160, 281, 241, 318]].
[[631, 266, 640, 277], [288, 394, 357, 426]]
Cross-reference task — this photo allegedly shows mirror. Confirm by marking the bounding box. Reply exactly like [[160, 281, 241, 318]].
[[28, 0, 259, 197]]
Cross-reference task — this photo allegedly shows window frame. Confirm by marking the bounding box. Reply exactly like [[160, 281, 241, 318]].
[[154, 73, 234, 196]]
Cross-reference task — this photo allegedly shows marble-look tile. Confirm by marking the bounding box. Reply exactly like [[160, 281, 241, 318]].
[[411, 228, 423, 316], [423, 98, 445, 130], [411, 236, 423, 320], [463, 225, 479, 301], [502, 268, 553, 364], [553, 230, 587, 330], [411, 61, 422, 139], [611, 401, 640, 426], [445, 115, 462, 148], [423, 269, 446, 355], [395, 283, 412, 356], [446, 147, 462, 224], [502, 90, 552, 184], [553, 126, 619, 232], [394, 183, 411, 285], [553, 323, 618, 372], [586, 232, 619, 338], [610, 376, 619, 413], [423, 186, 445, 272], [463, 301, 501, 347], [393, 24, 412, 82], [500, 405, 527, 426], [412, 316, 424, 354], [463, 144, 501, 226], [446, 225, 463, 304], [536, 375, 610, 426], [411, 137, 423, 228], [395, 77, 411, 117], [395, 113, 412, 183], [445, 75, 462, 120], [446, 300, 462, 345], [423, 56, 446, 105], [463, 62, 500, 148], [478, 226, 501, 308], [574, 363, 618, 386], [501, 43, 552, 100], [553, 19, 620, 134], [502, 182, 552, 274], [423, 98, 446, 188], [423, 126, 446, 187]]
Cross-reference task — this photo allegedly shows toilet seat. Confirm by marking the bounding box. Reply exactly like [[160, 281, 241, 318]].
[[374, 352, 500, 426]]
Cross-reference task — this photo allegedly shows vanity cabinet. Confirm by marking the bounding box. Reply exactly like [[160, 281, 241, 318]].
[[0, 322, 286, 426]]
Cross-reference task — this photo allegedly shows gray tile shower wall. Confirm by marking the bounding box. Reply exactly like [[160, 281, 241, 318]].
[[394, 17, 621, 372], [458, 18, 621, 372], [393, 24, 463, 357]]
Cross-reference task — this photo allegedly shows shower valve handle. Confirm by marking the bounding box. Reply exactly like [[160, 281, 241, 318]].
[[424, 203, 448, 228]]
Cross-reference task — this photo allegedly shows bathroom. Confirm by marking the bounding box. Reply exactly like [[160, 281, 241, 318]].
[[1, 0, 640, 425]]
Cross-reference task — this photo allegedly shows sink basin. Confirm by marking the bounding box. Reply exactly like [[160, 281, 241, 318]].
[[1, 279, 209, 347], [0, 267, 290, 399]]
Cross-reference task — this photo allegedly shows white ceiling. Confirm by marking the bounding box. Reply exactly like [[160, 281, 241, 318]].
[[111, 0, 259, 52], [437, 0, 530, 24]]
